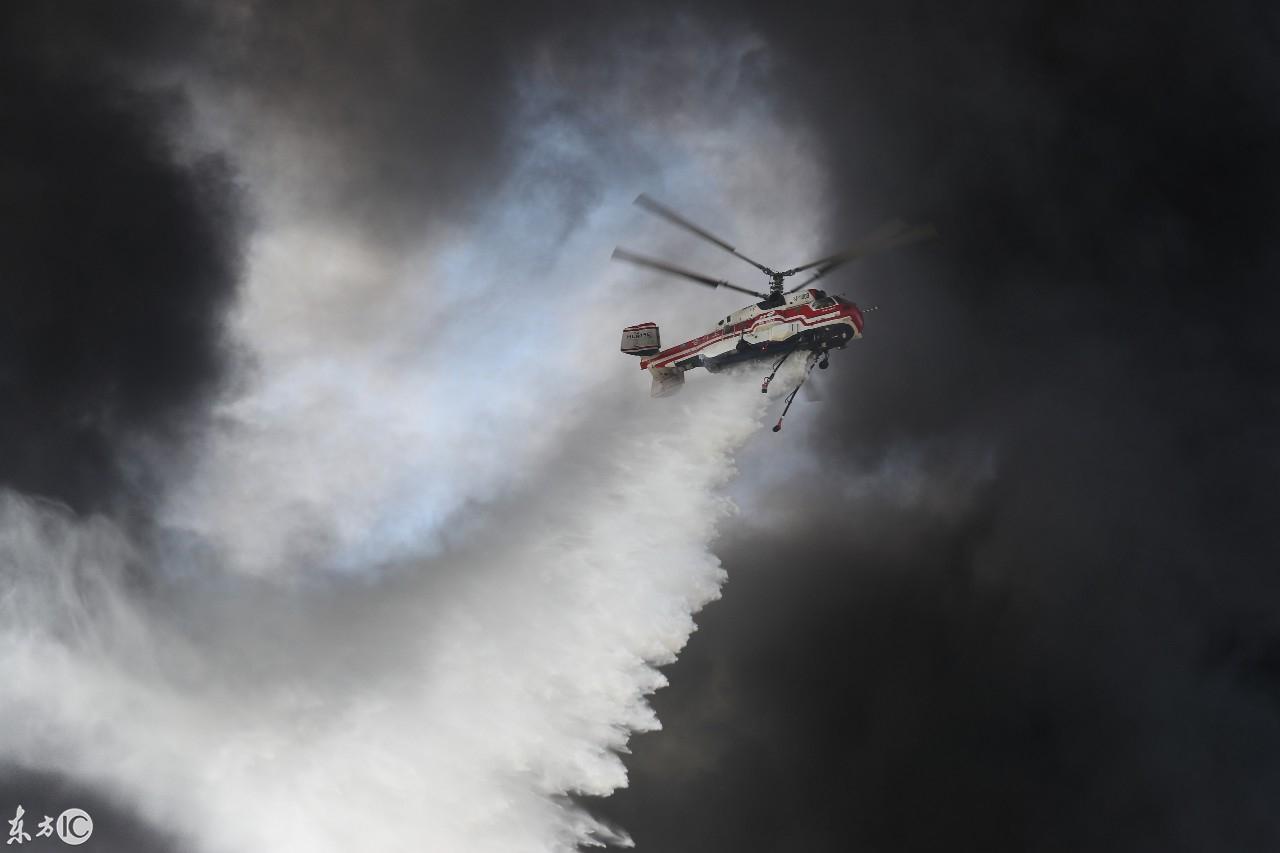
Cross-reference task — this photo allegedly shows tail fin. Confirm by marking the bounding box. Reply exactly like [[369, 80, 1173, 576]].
[[621, 323, 660, 356], [649, 365, 685, 397]]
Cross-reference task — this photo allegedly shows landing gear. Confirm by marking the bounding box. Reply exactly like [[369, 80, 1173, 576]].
[[818, 357, 829, 370]]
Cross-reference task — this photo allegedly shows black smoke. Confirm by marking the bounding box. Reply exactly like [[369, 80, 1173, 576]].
[[0, 5, 241, 514], [596, 2, 1280, 851]]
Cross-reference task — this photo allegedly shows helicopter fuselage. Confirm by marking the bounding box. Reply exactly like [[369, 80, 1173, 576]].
[[639, 288, 863, 375], [613, 192, 929, 407]]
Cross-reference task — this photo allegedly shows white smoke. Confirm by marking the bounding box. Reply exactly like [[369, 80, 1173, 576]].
[[0, 21, 829, 852]]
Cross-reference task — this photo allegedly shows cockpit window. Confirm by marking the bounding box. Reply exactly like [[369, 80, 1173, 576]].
[[813, 296, 836, 308]]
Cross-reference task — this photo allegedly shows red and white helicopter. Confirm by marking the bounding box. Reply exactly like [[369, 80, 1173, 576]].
[[614, 194, 934, 431]]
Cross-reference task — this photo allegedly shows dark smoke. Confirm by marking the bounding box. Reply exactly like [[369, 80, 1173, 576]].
[[595, 2, 1280, 851], [0, 5, 241, 514], [199, 1, 578, 242]]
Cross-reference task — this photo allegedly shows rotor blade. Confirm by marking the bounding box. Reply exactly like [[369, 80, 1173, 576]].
[[783, 219, 909, 275], [784, 221, 938, 293], [611, 248, 766, 298], [634, 194, 775, 276]]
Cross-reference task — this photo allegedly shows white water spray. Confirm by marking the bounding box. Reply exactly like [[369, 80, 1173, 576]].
[[0, 23, 830, 852]]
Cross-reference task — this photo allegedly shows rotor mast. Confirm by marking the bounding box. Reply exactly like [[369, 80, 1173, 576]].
[[768, 271, 785, 297]]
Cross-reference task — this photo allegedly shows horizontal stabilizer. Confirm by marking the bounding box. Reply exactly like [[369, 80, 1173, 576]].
[[621, 322, 660, 356]]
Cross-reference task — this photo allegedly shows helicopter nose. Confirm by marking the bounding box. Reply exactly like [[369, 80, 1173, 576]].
[[849, 305, 865, 333]]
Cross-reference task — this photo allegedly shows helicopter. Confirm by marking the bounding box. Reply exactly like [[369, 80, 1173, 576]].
[[613, 194, 935, 431]]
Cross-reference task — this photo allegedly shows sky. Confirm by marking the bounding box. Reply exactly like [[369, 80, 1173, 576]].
[[2, 1, 1279, 851]]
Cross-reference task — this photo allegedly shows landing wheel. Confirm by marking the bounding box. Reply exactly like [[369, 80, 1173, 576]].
[[819, 358, 829, 370]]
